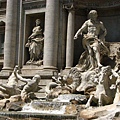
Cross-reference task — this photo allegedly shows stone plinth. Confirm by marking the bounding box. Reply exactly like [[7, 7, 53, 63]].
[[21, 65, 58, 78], [80, 103, 120, 120]]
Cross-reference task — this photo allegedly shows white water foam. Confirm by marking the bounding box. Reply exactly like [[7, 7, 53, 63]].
[[21, 102, 66, 114]]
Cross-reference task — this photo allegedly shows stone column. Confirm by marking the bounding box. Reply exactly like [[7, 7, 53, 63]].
[[18, 0, 24, 68], [57, 3, 67, 70], [65, 6, 75, 69], [44, 0, 59, 69], [2, 0, 18, 72]]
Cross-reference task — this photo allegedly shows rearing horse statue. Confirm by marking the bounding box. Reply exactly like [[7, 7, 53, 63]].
[[85, 66, 117, 108]]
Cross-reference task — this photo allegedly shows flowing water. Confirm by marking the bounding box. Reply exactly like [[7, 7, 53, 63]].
[[0, 100, 77, 120]]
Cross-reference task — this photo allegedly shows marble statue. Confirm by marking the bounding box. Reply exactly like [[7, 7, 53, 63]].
[[114, 47, 120, 72], [46, 64, 120, 107], [113, 76, 120, 104], [85, 66, 118, 108], [44, 10, 120, 109], [45, 73, 71, 98], [74, 10, 109, 71], [25, 19, 44, 65], [46, 68, 81, 98], [0, 65, 21, 98], [15, 72, 41, 102], [0, 65, 41, 103]]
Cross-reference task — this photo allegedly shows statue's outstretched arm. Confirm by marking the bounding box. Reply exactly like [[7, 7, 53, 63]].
[[74, 21, 88, 39], [14, 72, 31, 83]]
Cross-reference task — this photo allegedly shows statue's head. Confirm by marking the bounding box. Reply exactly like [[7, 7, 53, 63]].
[[33, 74, 41, 83], [35, 19, 41, 26], [88, 10, 98, 20]]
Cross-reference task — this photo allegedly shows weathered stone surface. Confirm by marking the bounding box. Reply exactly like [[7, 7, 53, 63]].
[[0, 1, 120, 120], [0, 99, 10, 110], [53, 94, 87, 104], [30, 100, 69, 110], [80, 104, 120, 120], [9, 95, 22, 103], [0, 95, 24, 111], [65, 104, 77, 115], [6, 102, 23, 111]]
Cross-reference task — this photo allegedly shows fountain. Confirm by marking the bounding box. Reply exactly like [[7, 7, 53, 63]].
[[0, 97, 78, 119], [0, 66, 80, 119], [0, 9, 120, 120]]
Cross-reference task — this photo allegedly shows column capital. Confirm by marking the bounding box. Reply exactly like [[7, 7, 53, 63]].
[[63, 3, 75, 11]]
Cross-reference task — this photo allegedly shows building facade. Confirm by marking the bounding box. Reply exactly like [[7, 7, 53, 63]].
[[0, 0, 120, 75]]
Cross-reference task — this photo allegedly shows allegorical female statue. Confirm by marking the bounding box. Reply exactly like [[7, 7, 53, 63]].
[[25, 19, 44, 65]]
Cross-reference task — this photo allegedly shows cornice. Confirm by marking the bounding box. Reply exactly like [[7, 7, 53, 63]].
[[74, 0, 120, 9], [23, 0, 46, 10]]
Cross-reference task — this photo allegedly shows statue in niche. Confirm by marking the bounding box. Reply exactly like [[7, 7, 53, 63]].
[[74, 10, 109, 71], [25, 19, 44, 65]]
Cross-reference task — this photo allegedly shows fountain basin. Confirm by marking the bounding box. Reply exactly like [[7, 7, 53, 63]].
[[0, 111, 77, 120]]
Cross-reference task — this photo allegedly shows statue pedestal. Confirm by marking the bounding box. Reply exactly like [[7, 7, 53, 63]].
[[21, 65, 58, 78], [21, 65, 43, 77]]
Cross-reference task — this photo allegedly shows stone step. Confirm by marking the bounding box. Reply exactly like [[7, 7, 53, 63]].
[[0, 111, 77, 120]]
